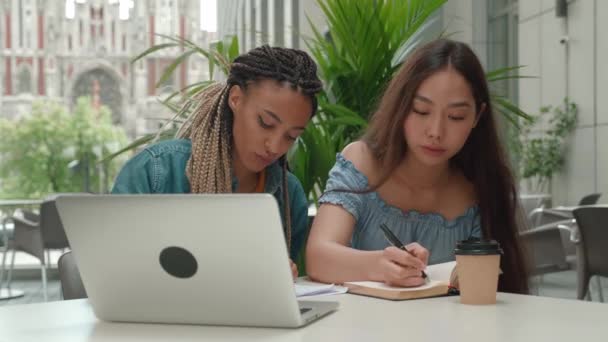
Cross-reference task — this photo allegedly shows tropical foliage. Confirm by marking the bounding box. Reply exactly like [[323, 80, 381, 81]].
[[290, 0, 448, 201], [509, 98, 578, 192], [294, 0, 533, 201], [102, 35, 241, 162], [115, 0, 531, 204]]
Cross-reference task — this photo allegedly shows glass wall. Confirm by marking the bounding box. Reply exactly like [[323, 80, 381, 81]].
[[487, 0, 518, 103]]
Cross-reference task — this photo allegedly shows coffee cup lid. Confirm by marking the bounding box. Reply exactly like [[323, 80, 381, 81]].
[[455, 238, 503, 255]]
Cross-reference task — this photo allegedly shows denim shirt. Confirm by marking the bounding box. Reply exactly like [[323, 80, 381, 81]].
[[111, 139, 309, 260], [318, 153, 482, 265]]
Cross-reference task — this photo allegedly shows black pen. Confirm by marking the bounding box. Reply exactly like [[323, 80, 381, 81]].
[[380, 223, 428, 279]]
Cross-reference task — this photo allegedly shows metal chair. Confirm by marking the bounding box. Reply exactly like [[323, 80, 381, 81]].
[[1, 195, 71, 301], [520, 219, 575, 276], [572, 207, 608, 301], [523, 193, 603, 266], [518, 194, 603, 294], [578, 193, 602, 206]]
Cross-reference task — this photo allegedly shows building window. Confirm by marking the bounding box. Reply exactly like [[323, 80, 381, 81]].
[[240, 2, 247, 51], [0, 14, 3, 49], [17, 66, 32, 94], [487, 0, 518, 102], [79, 20, 83, 45], [18, 0, 24, 47], [111, 21, 116, 48], [291, 0, 299, 48], [274, 0, 284, 46], [260, 0, 268, 44], [157, 60, 176, 95], [250, 4, 256, 48]]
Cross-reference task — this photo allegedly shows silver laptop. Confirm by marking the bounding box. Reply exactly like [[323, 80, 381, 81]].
[[56, 194, 338, 328]]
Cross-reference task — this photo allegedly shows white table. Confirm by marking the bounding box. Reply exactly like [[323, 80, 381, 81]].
[[527, 204, 608, 227], [552, 204, 608, 212], [0, 199, 43, 300], [520, 194, 552, 200], [1, 293, 607, 342]]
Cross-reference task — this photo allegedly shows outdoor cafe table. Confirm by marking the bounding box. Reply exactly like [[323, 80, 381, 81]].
[[0, 292, 607, 342]]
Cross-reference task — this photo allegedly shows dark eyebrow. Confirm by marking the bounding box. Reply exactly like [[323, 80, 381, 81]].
[[414, 95, 433, 104], [447, 101, 472, 109], [263, 109, 283, 123], [263, 109, 306, 130], [414, 95, 472, 108]]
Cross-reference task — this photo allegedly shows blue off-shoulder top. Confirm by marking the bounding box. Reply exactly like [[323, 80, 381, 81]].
[[318, 153, 481, 265]]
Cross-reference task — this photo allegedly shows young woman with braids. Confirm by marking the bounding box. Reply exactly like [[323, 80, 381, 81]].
[[112, 46, 322, 280], [306, 39, 529, 294]]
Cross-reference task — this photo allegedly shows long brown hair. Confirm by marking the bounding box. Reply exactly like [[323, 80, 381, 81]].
[[177, 45, 322, 251], [363, 39, 529, 294]]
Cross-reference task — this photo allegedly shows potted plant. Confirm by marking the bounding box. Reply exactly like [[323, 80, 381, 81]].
[[294, 0, 531, 204], [510, 97, 578, 197], [107, 0, 531, 206]]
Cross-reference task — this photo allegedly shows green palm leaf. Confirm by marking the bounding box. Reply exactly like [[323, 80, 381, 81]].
[[131, 43, 179, 64], [293, 0, 448, 202], [105, 36, 241, 160]]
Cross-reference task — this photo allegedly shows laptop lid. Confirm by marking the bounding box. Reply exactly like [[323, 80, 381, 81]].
[[56, 194, 335, 327]]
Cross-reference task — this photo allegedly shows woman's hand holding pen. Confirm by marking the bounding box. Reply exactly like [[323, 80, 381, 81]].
[[289, 259, 298, 281], [376, 242, 429, 287]]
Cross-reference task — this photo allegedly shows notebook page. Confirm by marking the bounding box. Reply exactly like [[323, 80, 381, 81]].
[[425, 260, 456, 283], [345, 261, 456, 291]]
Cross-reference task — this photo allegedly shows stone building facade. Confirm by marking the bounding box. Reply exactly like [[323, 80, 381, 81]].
[[0, 0, 213, 138]]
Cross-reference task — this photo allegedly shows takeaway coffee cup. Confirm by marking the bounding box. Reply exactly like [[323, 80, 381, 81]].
[[454, 238, 503, 305]]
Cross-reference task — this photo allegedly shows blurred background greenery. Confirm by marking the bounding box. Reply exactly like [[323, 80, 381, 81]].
[[0, 97, 128, 199]]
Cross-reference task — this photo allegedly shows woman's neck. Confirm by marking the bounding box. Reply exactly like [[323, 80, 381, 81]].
[[395, 154, 452, 191], [232, 151, 259, 193]]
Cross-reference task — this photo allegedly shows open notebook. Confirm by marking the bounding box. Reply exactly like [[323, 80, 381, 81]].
[[344, 261, 456, 300]]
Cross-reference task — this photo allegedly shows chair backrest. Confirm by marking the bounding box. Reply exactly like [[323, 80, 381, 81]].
[[21, 210, 40, 223], [578, 193, 602, 206], [572, 207, 608, 277], [39, 198, 70, 249], [58, 251, 87, 300], [11, 215, 45, 261], [520, 195, 552, 221], [520, 228, 570, 276]]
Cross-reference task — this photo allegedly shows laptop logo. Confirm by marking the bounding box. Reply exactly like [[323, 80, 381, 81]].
[[159, 246, 198, 278]]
